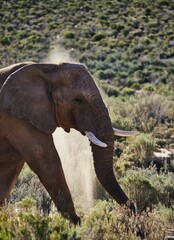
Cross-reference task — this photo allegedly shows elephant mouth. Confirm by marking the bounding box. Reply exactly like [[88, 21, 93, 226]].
[[63, 126, 139, 148], [63, 127, 71, 133]]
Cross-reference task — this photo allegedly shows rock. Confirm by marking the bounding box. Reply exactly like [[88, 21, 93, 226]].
[[154, 148, 172, 159]]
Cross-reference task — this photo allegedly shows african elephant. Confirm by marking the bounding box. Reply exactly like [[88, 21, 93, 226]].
[[0, 62, 139, 224]]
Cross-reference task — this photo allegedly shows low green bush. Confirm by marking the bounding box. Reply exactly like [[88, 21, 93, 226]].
[[118, 133, 156, 169], [0, 207, 79, 240], [62, 30, 75, 39], [101, 82, 119, 97], [121, 168, 159, 211], [130, 91, 170, 132], [92, 32, 105, 41], [121, 167, 174, 211], [10, 166, 52, 215], [79, 200, 167, 240], [0, 201, 169, 240]]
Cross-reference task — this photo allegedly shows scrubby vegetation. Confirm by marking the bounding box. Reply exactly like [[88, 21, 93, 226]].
[[1, 0, 174, 239]]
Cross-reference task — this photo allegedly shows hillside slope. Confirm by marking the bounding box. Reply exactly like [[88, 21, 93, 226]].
[[1, 0, 174, 95]]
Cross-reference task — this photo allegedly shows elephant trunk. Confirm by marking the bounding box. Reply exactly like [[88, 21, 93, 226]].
[[92, 143, 129, 204], [91, 105, 129, 206]]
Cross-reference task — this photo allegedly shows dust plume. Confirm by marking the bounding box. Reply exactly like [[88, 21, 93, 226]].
[[53, 129, 96, 210], [46, 45, 73, 63], [46, 45, 96, 210]]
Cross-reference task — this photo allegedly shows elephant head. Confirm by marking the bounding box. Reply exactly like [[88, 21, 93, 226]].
[[0, 62, 138, 216]]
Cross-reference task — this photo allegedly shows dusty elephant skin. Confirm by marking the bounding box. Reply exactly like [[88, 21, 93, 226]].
[[0, 62, 135, 224]]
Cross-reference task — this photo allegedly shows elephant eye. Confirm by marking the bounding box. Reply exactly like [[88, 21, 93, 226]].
[[73, 97, 83, 104]]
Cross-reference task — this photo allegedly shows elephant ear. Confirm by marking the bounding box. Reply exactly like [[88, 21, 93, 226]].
[[0, 63, 57, 133]]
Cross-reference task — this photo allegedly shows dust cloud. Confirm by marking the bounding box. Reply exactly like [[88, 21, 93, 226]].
[[53, 129, 96, 210], [46, 45, 73, 63], [46, 45, 96, 210]]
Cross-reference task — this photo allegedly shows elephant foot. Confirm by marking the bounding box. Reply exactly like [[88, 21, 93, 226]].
[[70, 214, 81, 225], [126, 200, 137, 215], [61, 211, 81, 225], [56, 196, 81, 224]]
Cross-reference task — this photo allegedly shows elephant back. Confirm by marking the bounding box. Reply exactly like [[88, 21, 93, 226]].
[[0, 62, 34, 89]]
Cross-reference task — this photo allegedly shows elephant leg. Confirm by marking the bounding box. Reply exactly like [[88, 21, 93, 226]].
[[26, 148, 79, 223], [0, 159, 24, 205], [28, 147, 80, 224], [6, 117, 80, 224]]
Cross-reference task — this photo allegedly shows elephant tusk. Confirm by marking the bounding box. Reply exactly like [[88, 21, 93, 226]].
[[85, 131, 107, 148], [113, 127, 140, 137]]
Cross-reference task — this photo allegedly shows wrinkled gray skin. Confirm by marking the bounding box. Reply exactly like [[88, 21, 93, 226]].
[[0, 62, 135, 224]]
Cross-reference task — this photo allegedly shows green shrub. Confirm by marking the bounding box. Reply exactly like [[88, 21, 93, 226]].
[[101, 83, 119, 97], [108, 99, 134, 131], [0, 36, 11, 45], [77, 39, 88, 50], [121, 168, 159, 211], [0, 207, 79, 240], [79, 200, 167, 240], [154, 204, 174, 223], [142, 83, 155, 92], [0, 202, 169, 240], [125, 133, 156, 168], [93, 32, 105, 41], [121, 167, 174, 210], [62, 30, 75, 39], [120, 87, 135, 96], [131, 91, 169, 132], [10, 166, 52, 215], [150, 170, 174, 207], [17, 196, 36, 211]]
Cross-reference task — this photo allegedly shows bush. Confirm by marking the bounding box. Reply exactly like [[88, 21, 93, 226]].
[[131, 91, 169, 132], [17, 196, 36, 211], [154, 204, 174, 223], [108, 97, 135, 131], [121, 133, 156, 168], [0, 36, 11, 45], [62, 30, 75, 39], [10, 165, 52, 215], [120, 87, 135, 96], [0, 201, 169, 240], [0, 207, 79, 240], [101, 82, 119, 97], [121, 168, 159, 211], [93, 32, 105, 41], [79, 200, 167, 240], [121, 167, 174, 210]]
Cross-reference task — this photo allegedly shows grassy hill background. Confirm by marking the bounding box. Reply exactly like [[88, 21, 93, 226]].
[[1, 0, 174, 93], [1, 0, 174, 239]]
